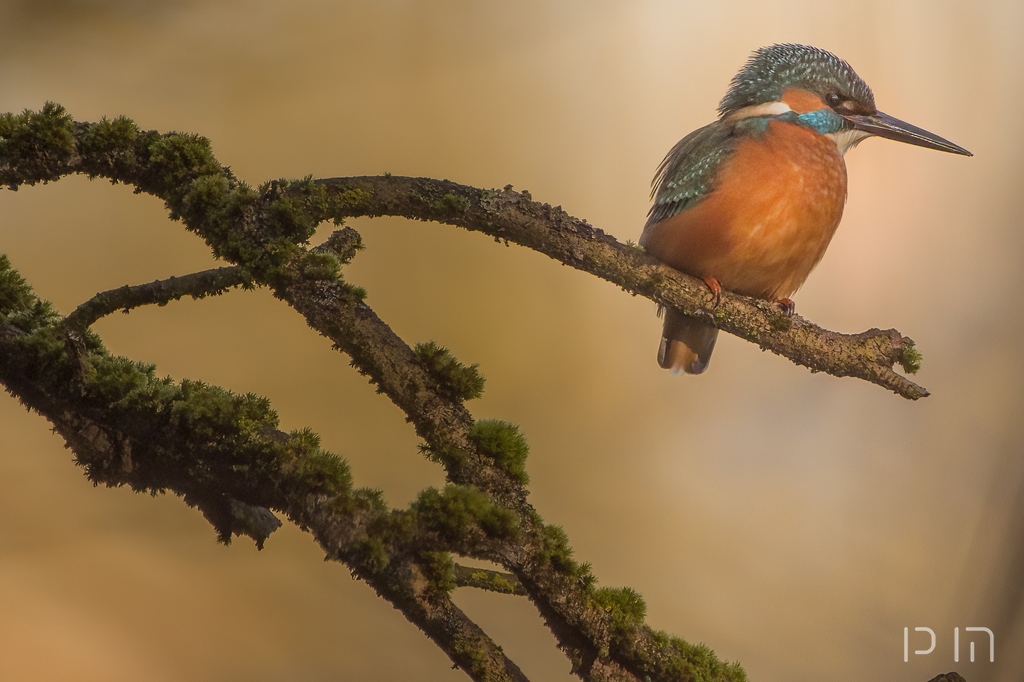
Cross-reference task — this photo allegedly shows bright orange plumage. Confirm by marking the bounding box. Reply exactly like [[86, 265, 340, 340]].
[[641, 117, 847, 301]]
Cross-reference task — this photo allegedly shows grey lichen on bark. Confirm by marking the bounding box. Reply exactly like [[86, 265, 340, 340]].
[[0, 103, 955, 681]]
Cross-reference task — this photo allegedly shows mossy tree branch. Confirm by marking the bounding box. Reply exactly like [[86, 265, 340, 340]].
[[0, 103, 956, 681], [312, 175, 927, 399], [0, 254, 528, 681]]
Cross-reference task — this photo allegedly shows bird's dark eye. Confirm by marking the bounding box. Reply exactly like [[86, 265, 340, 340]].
[[825, 92, 842, 107]]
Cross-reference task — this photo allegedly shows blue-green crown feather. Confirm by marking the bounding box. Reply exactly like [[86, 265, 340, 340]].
[[718, 43, 874, 116]]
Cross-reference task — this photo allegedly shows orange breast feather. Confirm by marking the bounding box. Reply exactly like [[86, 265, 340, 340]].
[[644, 120, 848, 299]]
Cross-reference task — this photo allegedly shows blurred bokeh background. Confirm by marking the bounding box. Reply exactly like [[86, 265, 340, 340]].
[[1, 1, 1021, 680]]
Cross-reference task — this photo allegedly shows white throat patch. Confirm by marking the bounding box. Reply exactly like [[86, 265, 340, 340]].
[[827, 128, 872, 155]]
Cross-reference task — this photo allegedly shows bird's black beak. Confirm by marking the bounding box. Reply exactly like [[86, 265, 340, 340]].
[[844, 111, 972, 156]]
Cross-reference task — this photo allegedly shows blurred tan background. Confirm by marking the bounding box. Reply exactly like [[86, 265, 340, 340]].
[[1, 1, 1021, 680]]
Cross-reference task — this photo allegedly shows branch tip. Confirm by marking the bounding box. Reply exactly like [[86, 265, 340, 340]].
[[63, 266, 248, 331]]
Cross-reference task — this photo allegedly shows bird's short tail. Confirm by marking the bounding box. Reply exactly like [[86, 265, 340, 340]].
[[657, 308, 718, 375]]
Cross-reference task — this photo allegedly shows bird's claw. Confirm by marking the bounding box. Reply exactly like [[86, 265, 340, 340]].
[[776, 297, 796, 316], [702, 276, 722, 308]]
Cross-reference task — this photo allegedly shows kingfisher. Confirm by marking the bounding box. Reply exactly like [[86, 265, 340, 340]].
[[640, 44, 971, 374]]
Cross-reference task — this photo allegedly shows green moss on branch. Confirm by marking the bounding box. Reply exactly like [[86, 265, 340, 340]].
[[0, 103, 778, 682], [414, 341, 486, 401], [469, 419, 529, 484], [0, 254, 526, 680]]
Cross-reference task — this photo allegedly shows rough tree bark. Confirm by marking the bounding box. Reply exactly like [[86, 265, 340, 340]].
[[0, 103, 958, 681]]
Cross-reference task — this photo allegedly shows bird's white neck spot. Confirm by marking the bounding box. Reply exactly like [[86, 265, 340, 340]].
[[724, 101, 792, 122], [827, 129, 872, 155]]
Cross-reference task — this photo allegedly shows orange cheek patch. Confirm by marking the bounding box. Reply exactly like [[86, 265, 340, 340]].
[[781, 87, 827, 114]]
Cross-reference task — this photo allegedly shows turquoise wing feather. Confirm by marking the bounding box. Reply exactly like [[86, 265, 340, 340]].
[[644, 120, 738, 229]]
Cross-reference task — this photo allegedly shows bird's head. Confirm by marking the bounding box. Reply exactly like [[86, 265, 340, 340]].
[[719, 43, 971, 156]]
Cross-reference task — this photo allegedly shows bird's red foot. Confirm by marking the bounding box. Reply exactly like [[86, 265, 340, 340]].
[[776, 297, 796, 316], [702, 276, 722, 307]]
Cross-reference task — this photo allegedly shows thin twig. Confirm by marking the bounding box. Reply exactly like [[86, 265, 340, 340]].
[[64, 266, 249, 330]]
